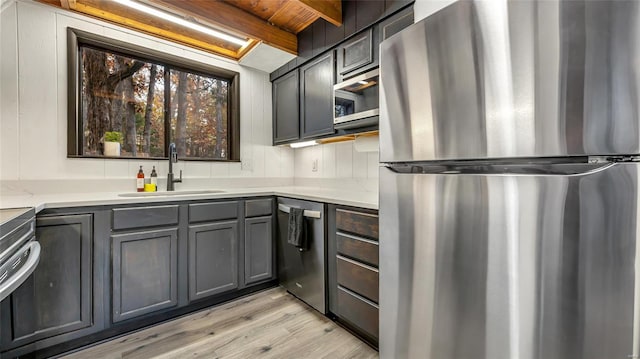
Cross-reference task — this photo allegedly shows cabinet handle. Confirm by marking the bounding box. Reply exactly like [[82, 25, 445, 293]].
[[278, 204, 322, 219]]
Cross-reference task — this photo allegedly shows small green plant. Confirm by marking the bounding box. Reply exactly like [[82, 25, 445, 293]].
[[104, 131, 123, 144]]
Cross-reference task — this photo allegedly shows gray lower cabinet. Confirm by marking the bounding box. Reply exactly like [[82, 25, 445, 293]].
[[111, 228, 179, 322], [1, 214, 96, 349], [188, 221, 238, 301], [244, 216, 273, 285], [0, 198, 278, 357], [328, 205, 379, 346]]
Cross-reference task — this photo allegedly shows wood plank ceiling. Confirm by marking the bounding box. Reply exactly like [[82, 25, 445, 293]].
[[38, 0, 342, 60]]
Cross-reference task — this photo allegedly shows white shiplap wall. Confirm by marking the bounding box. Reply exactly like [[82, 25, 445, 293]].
[[294, 142, 378, 179], [0, 0, 294, 181]]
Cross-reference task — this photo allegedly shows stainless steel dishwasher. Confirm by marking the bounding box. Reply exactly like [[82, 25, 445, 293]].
[[276, 198, 326, 314]]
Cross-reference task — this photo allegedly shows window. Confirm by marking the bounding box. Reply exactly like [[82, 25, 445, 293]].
[[67, 28, 240, 161]]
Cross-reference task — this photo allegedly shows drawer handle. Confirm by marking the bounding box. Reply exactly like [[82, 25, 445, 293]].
[[278, 204, 321, 219], [336, 208, 378, 218], [337, 231, 379, 245], [337, 254, 379, 273], [338, 285, 379, 308]]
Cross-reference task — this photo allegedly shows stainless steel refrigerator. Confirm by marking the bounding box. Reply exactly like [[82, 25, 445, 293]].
[[379, 1, 640, 358]]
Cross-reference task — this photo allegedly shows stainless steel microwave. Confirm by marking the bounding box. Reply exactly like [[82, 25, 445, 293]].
[[333, 68, 379, 130]]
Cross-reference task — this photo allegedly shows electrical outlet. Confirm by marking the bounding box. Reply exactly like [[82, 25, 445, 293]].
[[312, 159, 318, 172], [242, 158, 253, 171]]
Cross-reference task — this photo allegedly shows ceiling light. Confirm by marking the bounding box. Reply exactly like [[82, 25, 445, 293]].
[[289, 140, 318, 149], [112, 0, 248, 46], [357, 80, 368, 85]]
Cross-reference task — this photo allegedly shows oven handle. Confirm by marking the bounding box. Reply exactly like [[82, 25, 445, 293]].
[[278, 204, 322, 219], [0, 221, 34, 264], [0, 241, 41, 302]]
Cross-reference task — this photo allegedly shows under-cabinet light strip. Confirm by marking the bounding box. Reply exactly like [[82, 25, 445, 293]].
[[112, 0, 249, 46], [289, 140, 318, 149]]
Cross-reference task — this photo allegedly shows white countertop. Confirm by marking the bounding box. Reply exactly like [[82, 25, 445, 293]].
[[0, 186, 378, 213]]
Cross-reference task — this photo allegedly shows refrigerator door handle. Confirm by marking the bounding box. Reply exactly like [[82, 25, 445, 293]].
[[385, 162, 618, 177]]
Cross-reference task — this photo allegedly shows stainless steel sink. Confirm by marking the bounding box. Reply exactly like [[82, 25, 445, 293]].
[[118, 190, 225, 197]]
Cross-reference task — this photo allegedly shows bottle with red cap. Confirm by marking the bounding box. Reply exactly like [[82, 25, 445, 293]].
[[136, 166, 145, 192]]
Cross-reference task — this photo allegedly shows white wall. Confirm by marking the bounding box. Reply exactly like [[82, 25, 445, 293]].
[[294, 142, 378, 179], [0, 0, 294, 181]]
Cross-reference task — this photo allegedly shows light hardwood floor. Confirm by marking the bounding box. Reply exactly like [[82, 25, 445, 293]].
[[62, 287, 378, 359]]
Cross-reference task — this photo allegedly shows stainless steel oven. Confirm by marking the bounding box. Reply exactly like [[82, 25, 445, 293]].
[[0, 208, 40, 302], [333, 68, 379, 130]]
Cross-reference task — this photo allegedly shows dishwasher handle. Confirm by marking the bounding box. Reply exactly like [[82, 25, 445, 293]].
[[278, 204, 322, 219]]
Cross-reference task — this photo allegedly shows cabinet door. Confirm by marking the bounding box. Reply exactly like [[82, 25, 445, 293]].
[[272, 70, 300, 144], [244, 216, 273, 285], [111, 228, 178, 322], [300, 51, 336, 139], [337, 28, 374, 78], [188, 221, 238, 301], [378, 6, 414, 41], [2, 214, 93, 348]]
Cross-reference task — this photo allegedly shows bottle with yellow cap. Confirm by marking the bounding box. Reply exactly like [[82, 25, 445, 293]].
[[150, 166, 158, 192]]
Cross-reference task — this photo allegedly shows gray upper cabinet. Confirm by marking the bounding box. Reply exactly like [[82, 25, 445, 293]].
[[111, 228, 178, 323], [188, 221, 239, 301], [337, 28, 376, 80], [300, 51, 336, 139], [2, 214, 95, 349], [377, 6, 414, 41], [244, 216, 273, 285], [272, 70, 300, 145], [270, 3, 415, 144]]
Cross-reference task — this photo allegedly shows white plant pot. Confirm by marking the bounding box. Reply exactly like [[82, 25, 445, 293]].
[[104, 141, 121, 157]]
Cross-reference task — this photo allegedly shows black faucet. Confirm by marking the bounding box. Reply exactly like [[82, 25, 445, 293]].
[[167, 143, 182, 191]]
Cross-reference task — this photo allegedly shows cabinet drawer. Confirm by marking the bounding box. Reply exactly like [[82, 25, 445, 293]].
[[337, 286, 379, 339], [112, 205, 179, 230], [337, 232, 379, 267], [337, 255, 378, 303], [245, 199, 273, 218], [336, 208, 379, 240], [189, 201, 238, 223]]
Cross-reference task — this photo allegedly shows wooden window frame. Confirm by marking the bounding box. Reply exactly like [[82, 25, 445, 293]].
[[67, 28, 240, 161]]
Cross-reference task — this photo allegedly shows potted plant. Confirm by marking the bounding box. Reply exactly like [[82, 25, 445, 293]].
[[104, 131, 123, 157]]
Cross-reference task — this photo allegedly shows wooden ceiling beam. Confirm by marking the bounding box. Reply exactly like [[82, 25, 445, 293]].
[[149, 0, 298, 55], [60, 0, 76, 10], [295, 0, 342, 27], [43, 0, 256, 60], [268, 1, 318, 34]]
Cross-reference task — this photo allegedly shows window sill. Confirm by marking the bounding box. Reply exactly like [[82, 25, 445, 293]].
[[67, 155, 240, 162]]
